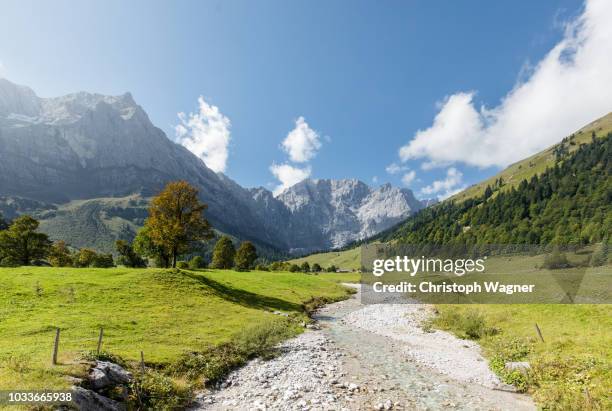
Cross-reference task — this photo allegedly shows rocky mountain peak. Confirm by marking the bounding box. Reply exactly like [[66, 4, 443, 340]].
[[0, 79, 429, 254]]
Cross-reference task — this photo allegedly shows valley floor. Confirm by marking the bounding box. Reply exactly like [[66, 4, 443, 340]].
[[193, 285, 534, 411]]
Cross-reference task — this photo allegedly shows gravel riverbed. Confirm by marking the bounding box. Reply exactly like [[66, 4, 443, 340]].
[[193, 285, 534, 411]]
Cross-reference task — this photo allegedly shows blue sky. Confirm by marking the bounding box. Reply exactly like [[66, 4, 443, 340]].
[[2, 0, 610, 198]]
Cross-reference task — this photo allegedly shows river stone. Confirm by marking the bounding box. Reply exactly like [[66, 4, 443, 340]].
[[89, 361, 132, 390], [72, 386, 125, 411], [504, 361, 531, 375]]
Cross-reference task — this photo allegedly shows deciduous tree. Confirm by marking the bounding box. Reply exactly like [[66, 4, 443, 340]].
[[211, 236, 236, 269], [0, 215, 51, 266], [115, 240, 146, 268], [144, 181, 213, 268], [49, 240, 73, 267], [235, 241, 257, 270]]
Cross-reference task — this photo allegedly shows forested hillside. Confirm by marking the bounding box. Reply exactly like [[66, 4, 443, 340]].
[[385, 132, 611, 245]]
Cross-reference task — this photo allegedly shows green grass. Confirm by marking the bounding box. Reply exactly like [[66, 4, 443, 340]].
[[288, 247, 362, 271], [432, 304, 611, 409], [0, 267, 353, 393]]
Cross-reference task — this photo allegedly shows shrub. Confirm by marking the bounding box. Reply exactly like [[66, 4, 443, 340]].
[[73, 248, 98, 267], [176, 261, 189, 269], [189, 256, 206, 269], [431, 309, 498, 340], [131, 370, 192, 410], [269, 261, 290, 272], [489, 337, 534, 392], [49, 240, 73, 267], [326, 265, 337, 273], [311, 263, 322, 272], [254, 264, 269, 271], [542, 249, 571, 269], [91, 253, 114, 268], [288, 264, 300, 272], [170, 343, 245, 383], [300, 262, 310, 273], [233, 318, 297, 359], [115, 240, 146, 268], [169, 319, 298, 383]]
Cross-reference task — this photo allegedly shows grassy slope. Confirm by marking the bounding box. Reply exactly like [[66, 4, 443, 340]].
[[288, 247, 361, 271], [434, 303, 611, 409], [0, 267, 352, 391], [451, 111, 612, 202], [295, 112, 612, 268], [38, 195, 148, 253]]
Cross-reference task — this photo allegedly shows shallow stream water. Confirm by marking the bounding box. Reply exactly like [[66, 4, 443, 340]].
[[314, 290, 534, 410]]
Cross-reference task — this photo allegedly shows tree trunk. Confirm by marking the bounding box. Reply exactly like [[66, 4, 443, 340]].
[[172, 247, 177, 268]]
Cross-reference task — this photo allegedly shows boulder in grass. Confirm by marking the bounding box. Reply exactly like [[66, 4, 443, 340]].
[[71, 386, 125, 411], [504, 361, 531, 375], [89, 361, 133, 390]]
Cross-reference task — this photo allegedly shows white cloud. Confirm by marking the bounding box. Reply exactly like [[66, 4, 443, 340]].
[[401, 170, 416, 187], [399, 0, 612, 169], [269, 163, 311, 195], [372, 176, 379, 183], [281, 116, 322, 163], [176, 96, 231, 173], [420, 167, 465, 199], [385, 162, 408, 175]]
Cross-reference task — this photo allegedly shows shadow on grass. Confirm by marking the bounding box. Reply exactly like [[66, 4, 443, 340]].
[[181, 271, 303, 313]]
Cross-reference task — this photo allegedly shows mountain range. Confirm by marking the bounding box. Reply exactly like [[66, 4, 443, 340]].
[[0, 79, 427, 255]]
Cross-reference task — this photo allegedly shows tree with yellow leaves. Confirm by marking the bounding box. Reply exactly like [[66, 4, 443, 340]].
[[144, 181, 213, 268]]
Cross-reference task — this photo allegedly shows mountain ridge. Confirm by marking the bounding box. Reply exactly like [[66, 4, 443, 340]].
[[0, 79, 426, 254]]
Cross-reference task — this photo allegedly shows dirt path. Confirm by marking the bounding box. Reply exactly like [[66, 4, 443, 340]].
[[192, 285, 534, 411]]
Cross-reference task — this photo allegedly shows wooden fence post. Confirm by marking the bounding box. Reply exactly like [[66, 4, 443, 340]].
[[534, 323, 545, 342], [52, 328, 60, 365], [140, 351, 145, 374], [96, 328, 104, 355]]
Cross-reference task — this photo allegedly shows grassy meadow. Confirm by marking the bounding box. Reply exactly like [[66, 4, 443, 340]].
[[288, 247, 361, 271], [0, 267, 354, 398], [432, 304, 611, 410]]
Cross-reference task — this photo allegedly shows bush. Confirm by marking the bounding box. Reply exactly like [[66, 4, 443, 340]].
[[131, 370, 192, 410], [92, 253, 114, 268], [489, 337, 534, 392], [176, 261, 189, 269], [326, 265, 337, 273], [542, 249, 571, 269], [431, 309, 498, 340], [288, 264, 300, 272], [115, 240, 146, 268], [169, 319, 298, 383], [300, 262, 310, 273], [73, 248, 98, 267], [254, 264, 269, 271], [311, 263, 322, 272], [49, 241, 73, 267], [189, 256, 206, 270], [233, 318, 297, 359], [170, 343, 245, 383], [269, 261, 290, 272]]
